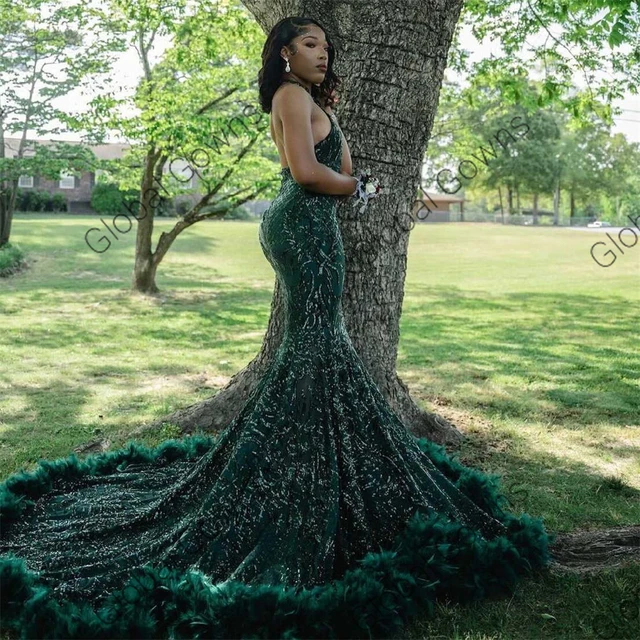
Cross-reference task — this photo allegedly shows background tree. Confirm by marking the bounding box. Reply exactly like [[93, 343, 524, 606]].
[[477, 106, 562, 220], [0, 0, 125, 247], [425, 73, 639, 225], [64, 0, 275, 293], [455, 0, 639, 120], [607, 134, 640, 221], [423, 79, 563, 219], [559, 119, 620, 220]]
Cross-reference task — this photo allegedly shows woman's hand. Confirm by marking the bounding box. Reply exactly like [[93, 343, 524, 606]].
[[351, 169, 383, 213]]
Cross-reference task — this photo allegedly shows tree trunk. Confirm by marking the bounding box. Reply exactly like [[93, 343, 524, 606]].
[[507, 184, 514, 215], [532, 192, 538, 225], [498, 187, 504, 223], [132, 148, 163, 294], [0, 113, 16, 248], [0, 192, 15, 248], [133, 257, 160, 294], [553, 179, 560, 226], [570, 189, 576, 220], [0, 178, 19, 250], [135, 0, 469, 445]]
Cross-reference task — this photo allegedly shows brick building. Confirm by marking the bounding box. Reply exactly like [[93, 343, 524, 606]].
[[4, 137, 136, 214]]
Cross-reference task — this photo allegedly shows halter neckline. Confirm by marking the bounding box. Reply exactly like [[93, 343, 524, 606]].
[[281, 78, 312, 94]]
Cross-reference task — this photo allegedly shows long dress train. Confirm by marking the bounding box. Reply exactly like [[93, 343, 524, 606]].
[[0, 106, 554, 639]]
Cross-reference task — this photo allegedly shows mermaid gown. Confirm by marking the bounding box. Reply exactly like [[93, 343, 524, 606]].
[[0, 107, 554, 639]]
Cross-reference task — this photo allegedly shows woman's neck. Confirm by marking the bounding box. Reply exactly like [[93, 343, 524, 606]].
[[281, 74, 312, 93]]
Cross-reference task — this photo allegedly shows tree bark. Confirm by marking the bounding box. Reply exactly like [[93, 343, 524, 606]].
[[553, 179, 560, 226], [135, 0, 469, 445], [132, 148, 163, 294], [548, 525, 640, 574], [0, 190, 15, 248], [570, 188, 576, 219], [0, 107, 17, 248]]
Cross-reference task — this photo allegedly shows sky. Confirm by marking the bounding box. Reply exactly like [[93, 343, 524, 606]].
[[16, 13, 640, 146]]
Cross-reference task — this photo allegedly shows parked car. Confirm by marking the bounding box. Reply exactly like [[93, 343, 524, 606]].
[[587, 220, 612, 228]]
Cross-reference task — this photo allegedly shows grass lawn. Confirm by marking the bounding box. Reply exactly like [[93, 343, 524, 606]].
[[1, 214, 639, 639]]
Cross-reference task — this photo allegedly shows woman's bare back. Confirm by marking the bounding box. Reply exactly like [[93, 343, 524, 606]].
[[270, 84, 334, 169]]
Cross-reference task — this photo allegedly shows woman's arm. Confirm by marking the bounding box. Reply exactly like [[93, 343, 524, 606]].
[[277, 85, 356, 196], [324, 105, 353, 176]]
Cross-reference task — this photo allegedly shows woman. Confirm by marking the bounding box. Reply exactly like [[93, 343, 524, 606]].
[[260, 21, 357, 194], [0, 16, 553, 640]]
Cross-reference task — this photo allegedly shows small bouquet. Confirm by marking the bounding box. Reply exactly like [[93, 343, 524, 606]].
[[352, 168, 383, 213]]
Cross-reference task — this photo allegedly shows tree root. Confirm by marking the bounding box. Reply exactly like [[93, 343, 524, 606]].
[[548, 525, 640, 574]]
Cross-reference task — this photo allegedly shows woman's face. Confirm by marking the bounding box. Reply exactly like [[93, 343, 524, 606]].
[[281, 25, 330, 83]]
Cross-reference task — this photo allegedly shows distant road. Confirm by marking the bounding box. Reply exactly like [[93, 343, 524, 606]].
[[562, 226, 639, 233]]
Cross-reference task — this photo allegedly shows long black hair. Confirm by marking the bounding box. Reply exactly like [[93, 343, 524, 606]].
[[258, 16, 341, 114]]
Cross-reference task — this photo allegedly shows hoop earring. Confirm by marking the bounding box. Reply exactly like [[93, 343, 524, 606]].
[[284, 58, 290, 72]]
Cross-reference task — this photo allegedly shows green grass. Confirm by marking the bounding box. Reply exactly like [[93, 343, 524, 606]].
[[1, 215, 639, 639], [403, 563, 640, 639]]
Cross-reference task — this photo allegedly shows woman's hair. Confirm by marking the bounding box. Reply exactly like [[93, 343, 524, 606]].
[[258, 16, 341, 113]]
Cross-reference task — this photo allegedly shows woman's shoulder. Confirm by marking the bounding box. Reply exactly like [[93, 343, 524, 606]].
[[272, 83, 312, 115]]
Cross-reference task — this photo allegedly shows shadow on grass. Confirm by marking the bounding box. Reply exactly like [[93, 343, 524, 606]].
[[400, 284, 639, 428]]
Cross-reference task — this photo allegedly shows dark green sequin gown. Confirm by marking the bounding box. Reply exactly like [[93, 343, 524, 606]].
[[0, 105, 554, 639]]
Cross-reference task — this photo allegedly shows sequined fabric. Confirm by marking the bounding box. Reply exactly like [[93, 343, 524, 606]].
[[0, 108, 513, 610]]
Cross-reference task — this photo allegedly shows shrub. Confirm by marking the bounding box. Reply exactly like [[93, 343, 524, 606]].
[[91, 183, 124, 215], [51, 193, 68, 212], [0, 242, 26, 277], [224, 205, 253, 221], [16, 189, 48, 212], [15, 189, 67, 213], [155, 195, 175, 217], [621, 194, 640, 222], [175, 200, 192, 217], [200, 199, 253, 221]]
